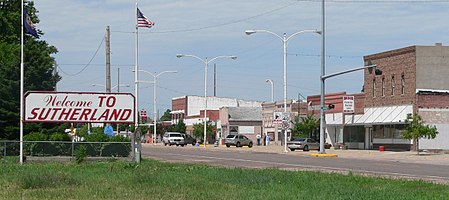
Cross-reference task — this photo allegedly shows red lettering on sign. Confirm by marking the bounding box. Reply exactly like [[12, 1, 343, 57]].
[[29, 108, 39, 120], [120, 109, 132, 120], [98, 109, 110, 121]]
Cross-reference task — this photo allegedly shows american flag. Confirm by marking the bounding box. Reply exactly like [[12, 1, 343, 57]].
[[137, 8, 154, 28]]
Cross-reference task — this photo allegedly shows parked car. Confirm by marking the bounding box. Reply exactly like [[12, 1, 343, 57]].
[[181, 133, 196, 146], [287, 138, 319, 151], [225, 134, 253, 148], [162, 132, 185, 146]]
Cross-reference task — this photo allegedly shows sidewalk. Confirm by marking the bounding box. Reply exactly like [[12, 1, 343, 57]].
[[218, 144, 449, 166]]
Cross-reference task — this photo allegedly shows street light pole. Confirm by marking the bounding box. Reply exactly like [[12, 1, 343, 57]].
[[320, 0, 326, 154], [265, 79, 274, 102], [245, 29, 320, 152], [177, 54, 237, 147], [139, 70, 177, 145]]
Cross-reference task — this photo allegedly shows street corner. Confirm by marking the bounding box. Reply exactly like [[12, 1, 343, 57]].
[[310, 153, 338, 157]]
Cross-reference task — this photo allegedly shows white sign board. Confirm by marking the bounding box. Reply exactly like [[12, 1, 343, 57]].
[[25, 92, 135, 123], [343, 96, 354, 113], [238, 126, 254, 134], [273, 111, 290, 124]]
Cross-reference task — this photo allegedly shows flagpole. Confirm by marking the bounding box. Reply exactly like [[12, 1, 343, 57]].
[[134, 2, 140, 162], [134, 2, 139, 130], [20, 0, 25, 165]]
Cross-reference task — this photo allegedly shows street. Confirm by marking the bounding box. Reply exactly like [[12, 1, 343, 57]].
[[141, 144, 449, 184]]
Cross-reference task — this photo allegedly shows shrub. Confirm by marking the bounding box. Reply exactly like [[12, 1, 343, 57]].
[[24, 132, 48, 141], [74, 145, 87, 164], [49, 133, 71, 141], [85, 133, 110, 142]]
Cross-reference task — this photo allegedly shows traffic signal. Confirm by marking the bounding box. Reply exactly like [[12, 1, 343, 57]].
[[375, 69, 382, 75], [328, 104, 335, 110]]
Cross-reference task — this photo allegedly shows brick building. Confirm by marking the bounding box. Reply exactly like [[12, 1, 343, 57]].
[[306, 44, 449, 150], [362, 44, 449, 150]]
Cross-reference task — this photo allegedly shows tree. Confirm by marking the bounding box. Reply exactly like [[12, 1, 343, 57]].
[[0, 0, 60, 139], [291, 115, 319, 139], [192, 121, 214, 142], [164, 119, 186, 133], [402, 113, 438, 154], [160, 109, 172, 121]]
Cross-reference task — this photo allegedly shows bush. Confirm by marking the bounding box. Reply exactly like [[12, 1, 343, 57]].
[[24, 132, 48, 141], [85, 133, 110, 142], [74, 145, 87, 163], [49, 133, 71, 141], [111, 135, 131, 142]]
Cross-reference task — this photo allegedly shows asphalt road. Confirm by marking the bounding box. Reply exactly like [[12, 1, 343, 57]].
[[141, 145, 449, 183]]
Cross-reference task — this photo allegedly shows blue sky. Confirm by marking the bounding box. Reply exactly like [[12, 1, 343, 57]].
[[33, 0, 449, 114]]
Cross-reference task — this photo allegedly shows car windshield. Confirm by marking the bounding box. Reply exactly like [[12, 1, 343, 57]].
[[292, 138, 306, 142], [170, 134, 182, 137], [226, 135, 236, 139]]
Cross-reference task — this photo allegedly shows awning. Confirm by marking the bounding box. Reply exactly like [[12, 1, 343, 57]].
[[326, 105, 412, 126]]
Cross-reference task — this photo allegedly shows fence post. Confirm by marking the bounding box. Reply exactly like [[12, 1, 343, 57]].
[[71, 141, 75, 159]]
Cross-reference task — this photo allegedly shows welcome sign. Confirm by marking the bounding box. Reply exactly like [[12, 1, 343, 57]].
[[24, 92, 135, 123]]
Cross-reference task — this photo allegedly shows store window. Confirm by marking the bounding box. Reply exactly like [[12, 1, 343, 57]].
[[401, 75, 405, 95], [382, 78, 385, 96], [373, 79, 376, 97], [391, 76, 395, 96]]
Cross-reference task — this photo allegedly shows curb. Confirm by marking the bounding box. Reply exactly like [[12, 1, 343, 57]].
[[310, 153, 338, 157]]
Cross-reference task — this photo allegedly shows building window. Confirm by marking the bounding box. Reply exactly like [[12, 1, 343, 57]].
[[381, 78, 385, 96], [391, 76, 395, 96], [373, 79, 376, 97], [401, 75, 405, 95]]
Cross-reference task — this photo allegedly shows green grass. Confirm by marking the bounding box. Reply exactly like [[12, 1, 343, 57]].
[[0, 157, 448, 200]]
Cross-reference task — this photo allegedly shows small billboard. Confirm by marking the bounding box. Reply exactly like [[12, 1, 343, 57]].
[[24, 92, 135, 123], [343, 96, 354, 114]]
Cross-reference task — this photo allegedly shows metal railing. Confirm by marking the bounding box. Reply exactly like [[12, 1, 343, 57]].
[[0, 140, 131, 158]]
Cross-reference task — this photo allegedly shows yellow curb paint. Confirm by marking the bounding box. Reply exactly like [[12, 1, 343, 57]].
[[310, 153, 338, 157]]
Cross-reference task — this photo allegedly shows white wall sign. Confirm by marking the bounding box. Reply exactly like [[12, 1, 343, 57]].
[[24, 92, 135, 123], [273, 111, 290, 124], [343, 96, 355, 113]]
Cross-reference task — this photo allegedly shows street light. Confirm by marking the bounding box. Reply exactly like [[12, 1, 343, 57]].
[[176, 54, 237, 147], [265, 79, 274, 102], [246, 29, 321, 152], [139, 69, 177, 145]]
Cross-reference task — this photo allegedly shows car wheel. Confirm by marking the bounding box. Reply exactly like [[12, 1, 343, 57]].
[[169, 143, 172, 146], [303, 145, 309, 151], [192, 142, 196, 146], [226, 145, 230, 148], [248, 142, 253, 148], [181, 144, 185, 147], [176, 144, 179, 146], [290, 148, 295, 151], [164, 143, 167, 146], [236, 142, 241, 148]]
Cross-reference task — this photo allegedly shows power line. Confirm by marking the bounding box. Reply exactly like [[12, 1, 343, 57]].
[[57, 36, 105, 76], [111, 1, 298, 34]]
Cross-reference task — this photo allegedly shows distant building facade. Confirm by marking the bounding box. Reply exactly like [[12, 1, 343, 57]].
[[171, 96, 261, 134]]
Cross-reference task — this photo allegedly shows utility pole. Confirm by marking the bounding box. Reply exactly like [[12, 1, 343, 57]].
[[214, 63, 217, 96], [117, 68, 120, 92], [54, 61, 58, 91], [105, 26, 111, 93]]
